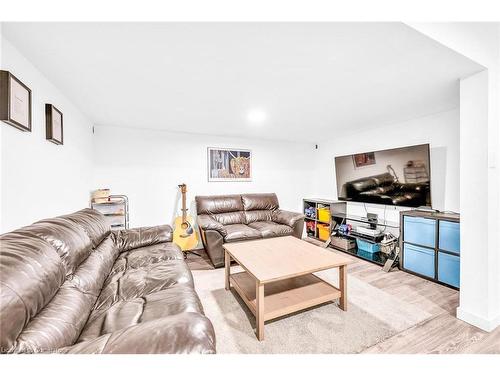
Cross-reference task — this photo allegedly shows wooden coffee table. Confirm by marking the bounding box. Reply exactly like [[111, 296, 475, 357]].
[[223, 236, 351, 340]]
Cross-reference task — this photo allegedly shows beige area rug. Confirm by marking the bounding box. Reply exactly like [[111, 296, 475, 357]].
[[192, 266, 432, 354]]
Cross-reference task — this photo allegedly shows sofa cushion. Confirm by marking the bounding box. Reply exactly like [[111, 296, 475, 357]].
[[211, 211, 246, 225], [244, 209, 273, 224], [196, 194, 243, 215], [109, 242, 184, 277], [60, 313, 216, 354], [348, 178, 378, 193], [0, 232, 66, 352], [248, 221, 293, 238], [241, 193, 279, 211], [23, 217, 93, 276], [223, 224, 262, 242], [11, 237, 119, 353], [61, 209, 110, 249], [94, 260, 194, 311], [78, 285, 204, 342], [113, 224, 173, 252], [372, 172, 394, 187]]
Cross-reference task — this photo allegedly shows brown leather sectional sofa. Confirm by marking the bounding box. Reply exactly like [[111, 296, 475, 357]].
[[196, 193, 305, 267], [0, 209, 215, 354]]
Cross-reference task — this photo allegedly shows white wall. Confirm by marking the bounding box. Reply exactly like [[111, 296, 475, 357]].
[[312, 109, 460, 224], [408, 23, 500, 331], [458, 71, 495, 329], [92, 125, 315, 247], [0, 37, 94, 232]]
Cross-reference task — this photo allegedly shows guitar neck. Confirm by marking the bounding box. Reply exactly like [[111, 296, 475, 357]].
[[181, 188, 187, 222]]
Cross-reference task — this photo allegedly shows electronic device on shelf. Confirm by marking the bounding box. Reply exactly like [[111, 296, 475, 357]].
[[366, 213, 378, 229], [355, 226, 382, 237]]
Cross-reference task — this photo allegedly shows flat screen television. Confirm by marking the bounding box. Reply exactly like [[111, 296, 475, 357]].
[[334, 143, 431, 208]]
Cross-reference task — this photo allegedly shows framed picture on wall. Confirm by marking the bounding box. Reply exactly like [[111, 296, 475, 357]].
[[207, 147, 252, 182], [352, 152, 376, 168], [45, 104, 64, 145], [0, 70, 32, 132]]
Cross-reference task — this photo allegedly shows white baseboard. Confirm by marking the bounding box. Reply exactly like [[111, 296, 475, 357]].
[[456, 306, 500, 332]]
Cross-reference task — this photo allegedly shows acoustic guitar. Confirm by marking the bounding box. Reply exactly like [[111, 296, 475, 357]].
[[173, 184, 199, 252]]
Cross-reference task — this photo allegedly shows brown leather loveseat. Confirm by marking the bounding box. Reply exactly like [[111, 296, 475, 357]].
[[0, 209, 215, 354], [195, 193, 305, 267]]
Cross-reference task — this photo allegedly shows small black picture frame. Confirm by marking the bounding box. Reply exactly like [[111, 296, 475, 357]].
[[45, 104, 64, 145], [0, 70, 32, 132]]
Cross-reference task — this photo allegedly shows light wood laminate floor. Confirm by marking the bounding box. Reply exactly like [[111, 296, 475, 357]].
[[185, 241, 500, 354]]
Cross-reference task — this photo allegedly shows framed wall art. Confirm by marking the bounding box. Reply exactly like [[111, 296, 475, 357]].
[[0, 70, 32, 132], [45, 104, 64, 145], [352, 152, 376, 168], [207, 147, 252, 182]]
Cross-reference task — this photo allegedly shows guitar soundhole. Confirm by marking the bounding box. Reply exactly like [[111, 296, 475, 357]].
[[181, 222, 188, 230]]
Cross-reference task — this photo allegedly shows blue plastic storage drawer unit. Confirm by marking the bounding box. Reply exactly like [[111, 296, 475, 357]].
[[403, 243, 435, 279], [404, 216, 436, 248], [438, 251, 460, 288], [438, 221, 460, 254]]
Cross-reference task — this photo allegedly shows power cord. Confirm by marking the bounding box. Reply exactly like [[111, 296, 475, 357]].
[[379, 204, 387, 233]]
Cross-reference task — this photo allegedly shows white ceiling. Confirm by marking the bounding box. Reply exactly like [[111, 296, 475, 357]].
[[2, 22, 483, 142]]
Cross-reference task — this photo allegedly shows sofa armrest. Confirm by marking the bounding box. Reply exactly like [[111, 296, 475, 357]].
[[272, 209, 305, 227], [113, 224, 173, 252], [58, 313, 216, 354], [197, 215, 227, 236]]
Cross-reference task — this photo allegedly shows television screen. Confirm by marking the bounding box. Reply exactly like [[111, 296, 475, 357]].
[[334, 144, 431, 208]]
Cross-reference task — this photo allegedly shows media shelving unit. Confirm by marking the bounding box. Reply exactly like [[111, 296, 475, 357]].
[[302, 198, 399, 266]]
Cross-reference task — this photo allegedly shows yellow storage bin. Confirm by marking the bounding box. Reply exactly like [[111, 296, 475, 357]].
[[317, 207, 331, 223], [317, 223, 330, 241]]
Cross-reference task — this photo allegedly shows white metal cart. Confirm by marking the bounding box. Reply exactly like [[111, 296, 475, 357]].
[[91, 194, 129, 230]]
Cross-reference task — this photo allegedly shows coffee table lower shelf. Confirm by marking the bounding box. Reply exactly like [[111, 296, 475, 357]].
[[229, 271, 341, 322]]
